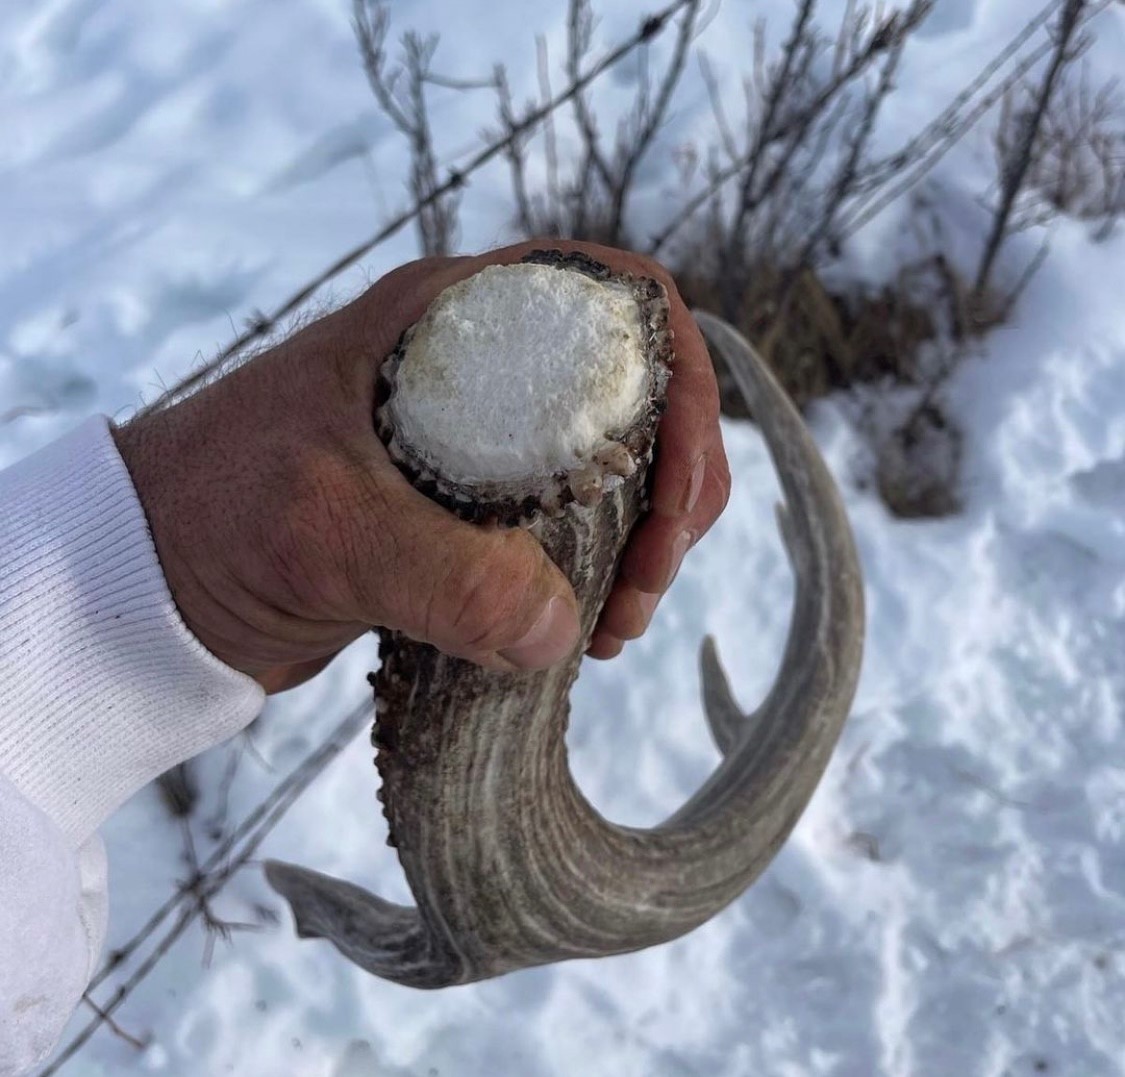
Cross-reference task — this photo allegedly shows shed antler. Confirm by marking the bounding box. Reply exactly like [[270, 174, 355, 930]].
[[265, 260, 864, 988]]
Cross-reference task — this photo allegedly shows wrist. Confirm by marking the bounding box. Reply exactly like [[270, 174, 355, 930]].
[[0, 417, 264, 842], [111, 415, 249, 675]]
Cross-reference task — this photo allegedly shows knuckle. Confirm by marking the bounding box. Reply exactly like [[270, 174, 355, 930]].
[[436, 533, 537, 650]]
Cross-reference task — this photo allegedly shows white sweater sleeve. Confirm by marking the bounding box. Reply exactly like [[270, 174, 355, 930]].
[[0, 417, 265, 1075]]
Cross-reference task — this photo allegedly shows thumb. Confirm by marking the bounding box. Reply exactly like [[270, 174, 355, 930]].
[[361, 483, 581, 671]]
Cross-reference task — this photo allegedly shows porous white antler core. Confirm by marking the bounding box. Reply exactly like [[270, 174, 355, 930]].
[[386, 263, 649, 485]]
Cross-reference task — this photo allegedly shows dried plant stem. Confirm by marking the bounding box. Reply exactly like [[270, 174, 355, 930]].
[[762, 29, 910, 358], [354, 2, 483, 255], [717, 0, 817, 316], [973, 0, 1090, 299]]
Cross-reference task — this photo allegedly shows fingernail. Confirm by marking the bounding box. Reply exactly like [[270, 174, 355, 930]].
[[637, 589, 661, 623], [664, 530, 694, 589], [682, 454, 707, 515], [499, 596, 580, 670]]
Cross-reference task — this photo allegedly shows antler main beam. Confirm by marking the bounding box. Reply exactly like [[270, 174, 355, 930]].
[[266, 260, 864, 987]]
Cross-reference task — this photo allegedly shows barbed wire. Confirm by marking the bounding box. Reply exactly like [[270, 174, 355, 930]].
[[135, 0, 694, 418]]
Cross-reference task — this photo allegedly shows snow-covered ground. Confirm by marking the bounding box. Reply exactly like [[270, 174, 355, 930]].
[[3, 0, 1125, 1074]]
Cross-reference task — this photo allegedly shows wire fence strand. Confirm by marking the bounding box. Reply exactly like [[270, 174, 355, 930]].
[[135, 0, 694, 419]]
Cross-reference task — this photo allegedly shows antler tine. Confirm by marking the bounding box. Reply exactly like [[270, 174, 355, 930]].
[[698, 635, 752, 757]]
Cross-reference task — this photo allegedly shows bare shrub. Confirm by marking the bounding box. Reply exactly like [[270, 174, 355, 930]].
[[702, 2, 933, 321], [496, 0, 702, 246], [652, 1, 936, 419]]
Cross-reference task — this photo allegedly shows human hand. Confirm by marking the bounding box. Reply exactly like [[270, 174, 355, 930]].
[[112, 240, 729, 694]]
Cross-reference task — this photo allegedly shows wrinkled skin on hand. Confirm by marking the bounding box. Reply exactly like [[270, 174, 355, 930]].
[[112, 240, 730, 694]]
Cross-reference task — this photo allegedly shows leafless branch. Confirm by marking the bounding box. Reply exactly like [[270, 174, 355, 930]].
[[496, 65, 538, 237], [566, 0, 615, 195], [79, 995, 148, 1052], [974, 0, 1090, 299], [610, 0, 700, 230], [650, 0, 930, 264], [818, 0, 1110, 237], [354, 1, 482, 255]]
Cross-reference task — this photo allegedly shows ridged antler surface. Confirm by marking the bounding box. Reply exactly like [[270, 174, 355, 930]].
[[266, 257, 865, 988]]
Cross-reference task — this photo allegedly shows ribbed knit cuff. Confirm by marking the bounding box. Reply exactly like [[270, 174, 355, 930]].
[[0, 417, 264, 846]]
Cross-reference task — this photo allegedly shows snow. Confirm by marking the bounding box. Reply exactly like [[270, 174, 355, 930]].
[[2, 0, 1125, 1075]]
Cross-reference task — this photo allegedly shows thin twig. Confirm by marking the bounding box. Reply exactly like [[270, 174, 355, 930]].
[[974, 0, 1090, 297], [496, 65, 537, 236], [566, 0, 616, 195], [719, 0, 817, 309], [355, 4, 477, 256], [607, 0, 701, 242]]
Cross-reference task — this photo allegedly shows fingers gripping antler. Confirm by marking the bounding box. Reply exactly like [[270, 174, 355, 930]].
[[267, 276, 864, 987]]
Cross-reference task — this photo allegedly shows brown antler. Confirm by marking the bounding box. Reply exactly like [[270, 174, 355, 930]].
[[265, 260, 865, 988]]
